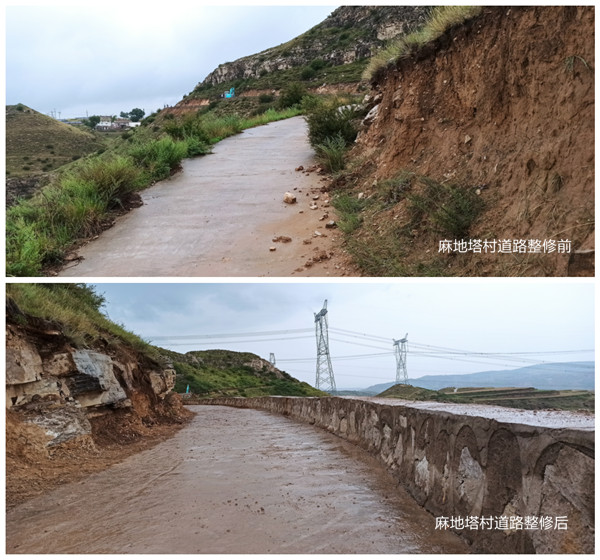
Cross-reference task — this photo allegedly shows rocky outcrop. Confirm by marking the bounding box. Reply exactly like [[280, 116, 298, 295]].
[[6, 315, 176, 446], [200, 6, 429, 87], [199, 396, 594, 554]]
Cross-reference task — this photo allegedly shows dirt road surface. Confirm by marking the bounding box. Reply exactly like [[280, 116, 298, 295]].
[[58, 117, 354, 277], [7, 405, 468, 554]]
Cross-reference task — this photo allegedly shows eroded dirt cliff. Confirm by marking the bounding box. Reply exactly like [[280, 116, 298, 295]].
[[6, 300, 192, 506], [345, 6, 594, 276]]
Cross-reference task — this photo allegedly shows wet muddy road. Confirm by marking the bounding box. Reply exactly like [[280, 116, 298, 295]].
[[59, 117, 346, 277], [7, 406, 468, 554]]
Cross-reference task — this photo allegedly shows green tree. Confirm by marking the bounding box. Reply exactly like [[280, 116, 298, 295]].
[[300, 67, 316, 81], [277, 82, 306, 109], [129, 108, 145, 122], [84, 115, 101, 129], [120, 111, 130, 118]]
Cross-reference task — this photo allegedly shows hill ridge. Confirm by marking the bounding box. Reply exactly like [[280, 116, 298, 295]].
[[181, 6, 429, 104], [159, 348, 326, 398]]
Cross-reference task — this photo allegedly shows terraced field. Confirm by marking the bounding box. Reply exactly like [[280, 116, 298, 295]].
[[379, 384, 594, 411]]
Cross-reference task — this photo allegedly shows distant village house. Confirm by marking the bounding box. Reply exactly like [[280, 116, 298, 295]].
[[95, 117, 141, 132]]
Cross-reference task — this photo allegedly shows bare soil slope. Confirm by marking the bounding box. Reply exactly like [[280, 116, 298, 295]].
[[349, 6, 594, 276], [6, 407, 189, 508]]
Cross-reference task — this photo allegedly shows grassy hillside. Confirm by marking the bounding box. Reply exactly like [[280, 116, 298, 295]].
[[6, 104, 103, 178], [161, 348, 326, 398], [192, 60, 369, 103], [6, 283, 161, 361], [6, 284, 322, 400], [363, 6, 482, 81], [378, 384, 594, 411]]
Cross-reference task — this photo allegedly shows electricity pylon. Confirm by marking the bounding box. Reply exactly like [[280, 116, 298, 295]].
[[269, 353, 276, 366], [314, 300, 336, 393], [393, 334, 408, 384]]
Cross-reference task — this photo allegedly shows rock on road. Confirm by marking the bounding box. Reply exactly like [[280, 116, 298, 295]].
[[6, 406, 468, 554], [58, 117, 347, 277]]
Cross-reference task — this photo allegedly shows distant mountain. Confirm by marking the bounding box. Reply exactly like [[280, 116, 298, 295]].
[[364, 362, 595, 394]]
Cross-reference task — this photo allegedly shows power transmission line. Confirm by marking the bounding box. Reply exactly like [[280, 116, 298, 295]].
[[149, 328, 313, 340], [279, 351, 393, 363], [329, 327, 391, 343], [146, 323, 592, 378], [162, 335, 315, 347], [329, 337, 390, 351]]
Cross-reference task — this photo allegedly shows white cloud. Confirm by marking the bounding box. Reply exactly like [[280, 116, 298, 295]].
[[6, 5, 336, 117], [95, 282, 595, 389]]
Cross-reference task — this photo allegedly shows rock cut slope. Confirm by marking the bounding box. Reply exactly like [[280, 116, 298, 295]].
[[5, 285, 191, 506]]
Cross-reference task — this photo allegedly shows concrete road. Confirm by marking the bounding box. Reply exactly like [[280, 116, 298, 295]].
[[6, 406, 469, 554], [58, 117, 344, 277]]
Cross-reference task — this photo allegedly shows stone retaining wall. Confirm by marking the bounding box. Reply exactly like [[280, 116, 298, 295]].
[[197, 396, 594, 554]]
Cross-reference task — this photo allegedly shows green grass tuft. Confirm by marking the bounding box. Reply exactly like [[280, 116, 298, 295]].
[[364, 6, 483, 81], [6, 156, 144, 276], [407, 177, 484, 239], [315, 134, 348, 173], [332, 193, 369, 233], [129, 137, 188, 180]]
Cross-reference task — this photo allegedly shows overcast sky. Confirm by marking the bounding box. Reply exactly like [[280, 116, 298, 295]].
[[5, 3, 337, 118], [93, 282, 594, 390]]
